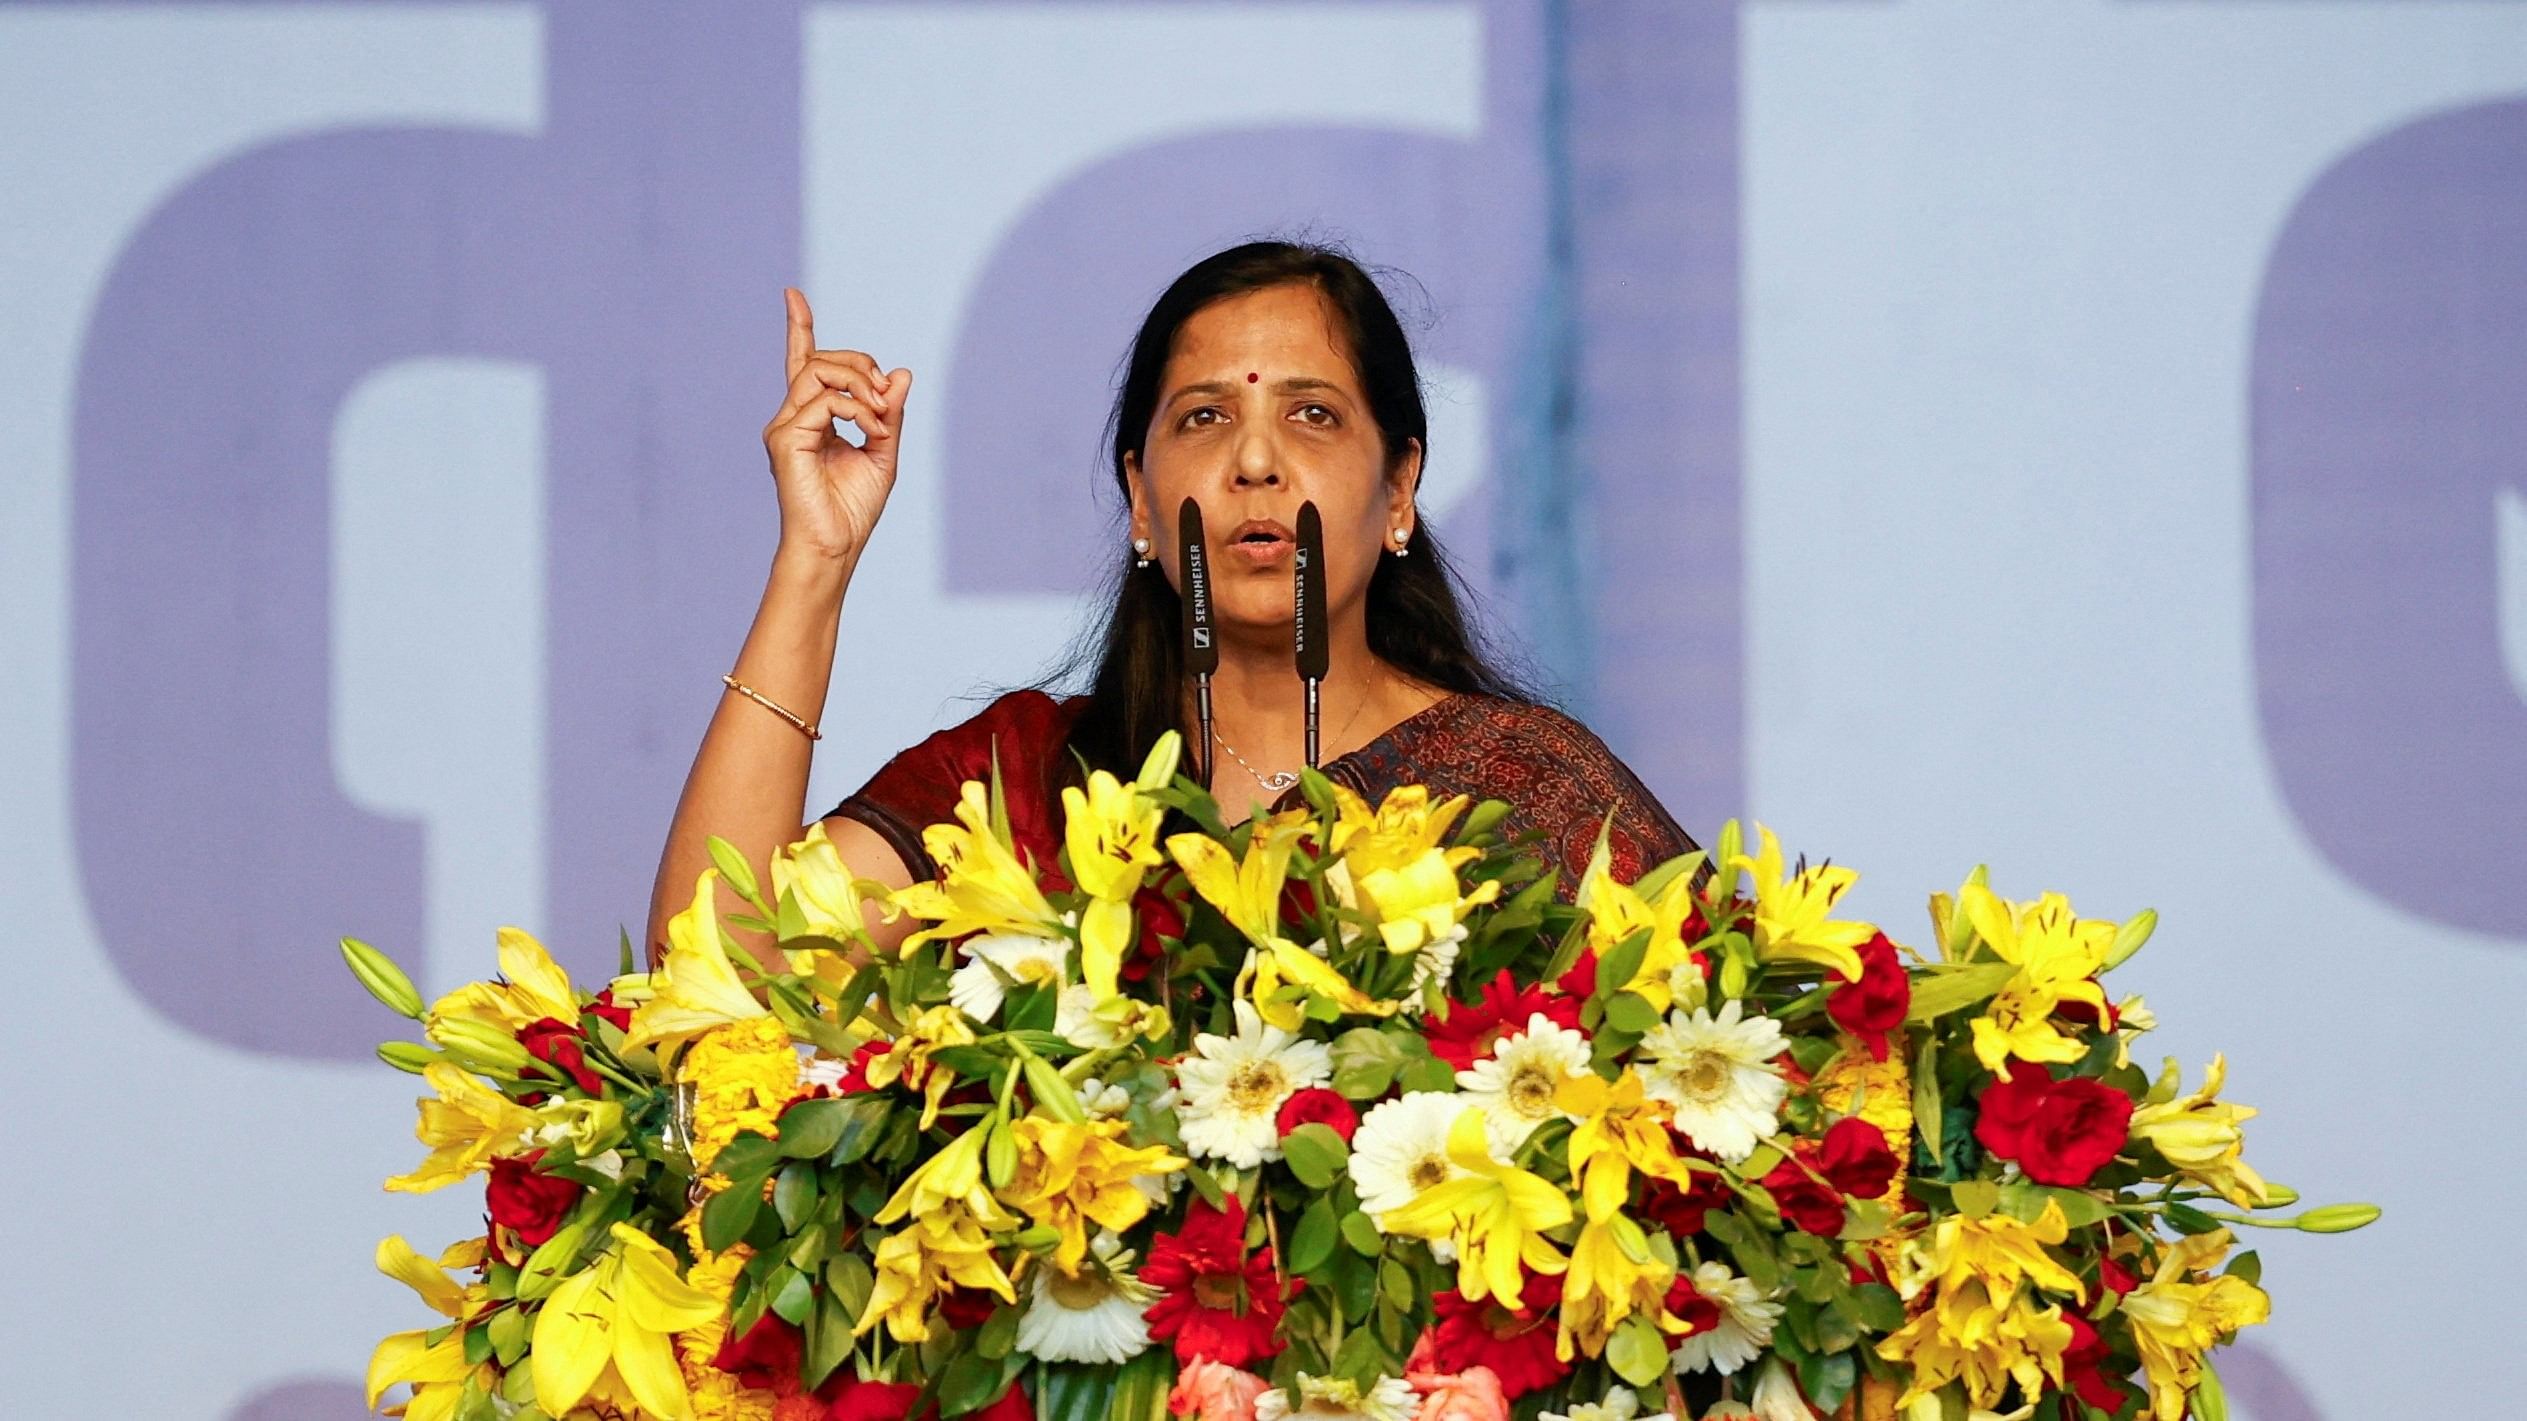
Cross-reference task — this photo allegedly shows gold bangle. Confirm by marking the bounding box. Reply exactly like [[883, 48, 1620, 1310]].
[[721, 673, 821, 741]]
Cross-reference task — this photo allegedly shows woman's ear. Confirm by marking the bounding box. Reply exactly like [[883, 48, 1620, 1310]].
[[1124, 449, 1148, 544], [1386, 438, 1423, 530]]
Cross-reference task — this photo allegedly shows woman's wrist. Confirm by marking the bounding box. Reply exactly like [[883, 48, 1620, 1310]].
[[768, 540, 857, 601]]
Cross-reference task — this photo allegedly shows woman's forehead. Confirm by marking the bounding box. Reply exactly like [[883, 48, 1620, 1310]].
[[1167, 284, 1357, 385]]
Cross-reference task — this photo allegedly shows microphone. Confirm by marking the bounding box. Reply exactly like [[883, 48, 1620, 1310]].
[[1294, 501, 1328, 769], [1178, 498, 1218, 790]]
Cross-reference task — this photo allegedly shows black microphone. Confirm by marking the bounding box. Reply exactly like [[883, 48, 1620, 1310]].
[[1178, 497, 1217, 790], [1294, 501, 1328, 769]]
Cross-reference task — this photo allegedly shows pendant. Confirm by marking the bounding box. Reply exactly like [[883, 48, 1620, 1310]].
[[1256, 770, 1300, 792]]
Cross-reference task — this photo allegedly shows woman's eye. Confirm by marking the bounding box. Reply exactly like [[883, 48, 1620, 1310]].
[[1181, 406, 1223, 428], [1296, 403, 1336, 425]]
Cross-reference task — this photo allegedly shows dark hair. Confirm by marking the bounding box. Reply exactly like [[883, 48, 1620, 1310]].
[[1052, 239, 1533, 786]]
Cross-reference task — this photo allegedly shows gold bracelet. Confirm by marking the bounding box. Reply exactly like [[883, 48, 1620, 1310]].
[[721, 673, 821, 741]]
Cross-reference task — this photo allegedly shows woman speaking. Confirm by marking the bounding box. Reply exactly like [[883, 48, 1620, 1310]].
[[644, 241, 1696, 964]]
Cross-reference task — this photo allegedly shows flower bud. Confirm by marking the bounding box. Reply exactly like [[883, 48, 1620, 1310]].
[[431, 1017, 532, 1076], [1012, 1223, 1063, 1253], [2259, 1182, 2301, 1208], [377, 1041, 440, 1074], [341, 936, 424, 1018], [2293, 1202, 2381, 1234]]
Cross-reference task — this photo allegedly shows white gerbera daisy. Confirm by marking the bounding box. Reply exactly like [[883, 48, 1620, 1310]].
[[1456, 1012, 1591, 1155], [1748, 1357, 1810, 1421], [1669, 1260, 1783, 1376], [1636, 998, 1787, 1163], [1174, 1000, 1332, 1168], [1348, 1090, 1482, 1217], [1254, 1374, 1421, 1421], [948, 931, 1069, 1023], [1405, 925, 1466, 1007], [1014, 1235, 1156, 1364], [1542, 1389, 1672, 1421]]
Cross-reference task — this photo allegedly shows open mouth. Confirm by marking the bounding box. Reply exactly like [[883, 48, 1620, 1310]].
[[1226, 518, 1295, 561]]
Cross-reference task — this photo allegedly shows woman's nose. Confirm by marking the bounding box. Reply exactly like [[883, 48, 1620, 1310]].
[[1232, 428, 1283, 486]]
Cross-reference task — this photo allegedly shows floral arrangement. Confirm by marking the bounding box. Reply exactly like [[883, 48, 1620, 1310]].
[[350, 731, 2373, 1421]]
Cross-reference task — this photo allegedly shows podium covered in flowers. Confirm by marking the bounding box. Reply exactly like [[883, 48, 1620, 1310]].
[[350, 732, 2370, 1421]]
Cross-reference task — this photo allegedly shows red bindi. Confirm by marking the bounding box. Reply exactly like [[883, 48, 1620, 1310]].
[[1246, 371, 1259, 383]]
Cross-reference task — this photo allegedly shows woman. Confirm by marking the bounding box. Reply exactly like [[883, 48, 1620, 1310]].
[[645, 241, 1696, 964]]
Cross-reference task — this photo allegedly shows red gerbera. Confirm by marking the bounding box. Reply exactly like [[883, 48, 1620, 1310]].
[[1422, 1274, 1570, 1400], [1427, 971, 1583, 1069], [1141, 1196, 1291, 1367]]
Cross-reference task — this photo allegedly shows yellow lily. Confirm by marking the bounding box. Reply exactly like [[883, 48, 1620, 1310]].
[[423, 925, 581, 1033], [1327, 781, 1470, 877], [1558, 1212, 1680, 1362], [855, 1204, 1020, 1343], [531, 1222, 723, 1421], [1574, 828, 1705, 1011], [1167, 807, 1312, 947], [861, 1004, 978, 1130], [1877, 1277, 2074, 1412], [1891, 1200, 2086, 1306], [385, 1062, 542, 1193], [771, 819, 892, 947], [1379, 1106, 1572, 1308], [874, 1124, 1015, 1228], [2127, 1054, 2269, 1206], [1958, 885, 2113, 1079], [1001, 1115, 1187, 1276], [1062, 732, 1181, 997], [891, 779, 1068, 949], [366, 1237, 493, 1421], [1559, 1069, 1697, 1222], [2121, 1227, 2271, 1421], [1244, 937, 1399, 1031], [1729, 824, 1873, 982], [621, 868, 772, 1069]]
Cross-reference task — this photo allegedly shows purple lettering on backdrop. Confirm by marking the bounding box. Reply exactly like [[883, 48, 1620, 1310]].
[[945, 0, 1743, 831], [73, 1, 802, 1058], [2251, 98, 2527, 940]]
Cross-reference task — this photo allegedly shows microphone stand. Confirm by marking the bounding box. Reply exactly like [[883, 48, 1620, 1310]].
[[1294, 502, 1329, 770], [1178, 498, 1219, 790]]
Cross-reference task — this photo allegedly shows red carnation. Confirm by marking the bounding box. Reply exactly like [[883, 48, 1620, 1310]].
[[1974, 1064, 2132, 1187], [587, 987, 633, 1031], [1815, 1117, 1900, 1200], [1276, 1088, 1359, 1144], [714, 1313, 805, 1393], [838, 1040, 892, 1094], [1665, 1272, 1721, 1339], [825, 1376, 926, 1421], [1142, 1196, 1291, 1367], [2060, 1311, 2135, 1412], [2099, 1256, 2140, 1297], [1761, 1157, 1848, 1236], [1825, 933, 1910, 1062], [970, 1384, 1033, 1421], [1124, 881, 1187, 983], [2054, 985, 2121, 1031], [937, 1286, 1001, 1332], [1637, 1156, 1735, 1237], [1427, 971, 1583, 1070], [486, 1151, 583, 1247], [1557, 951, 1597, 998], [1423, 1275, 1571, 1399], [519, 1017, 603, 1096]]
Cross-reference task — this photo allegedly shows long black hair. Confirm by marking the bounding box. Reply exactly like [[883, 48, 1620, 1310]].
[[1049, 240, 1534, 787]]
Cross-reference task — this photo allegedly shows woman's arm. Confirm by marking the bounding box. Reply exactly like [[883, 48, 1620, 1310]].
[[643, 288, 922, 969]]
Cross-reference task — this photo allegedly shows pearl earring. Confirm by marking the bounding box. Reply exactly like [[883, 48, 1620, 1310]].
[[1132, 535, 1151, 568], [1391, 527, 1410, 556]]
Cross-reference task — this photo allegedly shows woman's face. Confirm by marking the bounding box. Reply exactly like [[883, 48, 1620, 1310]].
[[1125, 281, 1420, 640]]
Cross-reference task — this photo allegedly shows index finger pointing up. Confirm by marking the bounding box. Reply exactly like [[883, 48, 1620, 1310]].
[[784, 287, 814, 381]]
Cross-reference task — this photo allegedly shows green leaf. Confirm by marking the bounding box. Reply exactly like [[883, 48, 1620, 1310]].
[[828, 1095, 894, 1165], [1281, 1123, 1351, 1190], [1340, 1210, 1385, 1257], [774, 1162, 820, 1232], [1397, 1055, 1457, 1094], [1329, 1028, 1403, 1100], [977, 1303, 1022, 1359], [769, 1266, 815, 1325], [779, 1098, 851, 1158], [486, 1305, 528, 1366], [1606, 1314, 1668, 1386], [1913, 1035, 1944, 1168], [1601, 991, 1660, 1035], [1378, 1257, 1415, 1311], [1288, 1197, 1339, 1274], [1108, 1347, 1179, 1421], [806, 1286, 855, 1390], [2224, 1249, 2263, 1287], [938, 1345, 1009, 1416], [1035, 1362, 1121, 1421], [2166, 1202, 2222, 1235], [1851, 1282, 1906, 1332], [1904, 963, 2017, 1023], [1950, 1179, 2000, 1219], [702, 1179, 763, 1253], [1799, 1350, 1858, 1414], [712, 1133, 781, 1181], [1593, 925, 1655, 1005]]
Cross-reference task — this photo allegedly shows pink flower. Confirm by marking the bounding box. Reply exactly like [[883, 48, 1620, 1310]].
[[1167, 1359, 1271, 1421], [1404, 1368, 1508, 1421]]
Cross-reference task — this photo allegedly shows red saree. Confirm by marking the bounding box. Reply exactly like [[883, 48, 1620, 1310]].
[[822, 688, 1700, 896]]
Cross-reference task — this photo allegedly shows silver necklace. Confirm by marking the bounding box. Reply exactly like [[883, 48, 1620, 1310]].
[[1212, 696, 1372, 795]]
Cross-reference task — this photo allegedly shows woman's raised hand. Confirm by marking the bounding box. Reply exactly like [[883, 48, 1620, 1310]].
[[764, 287, 913, 567]]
